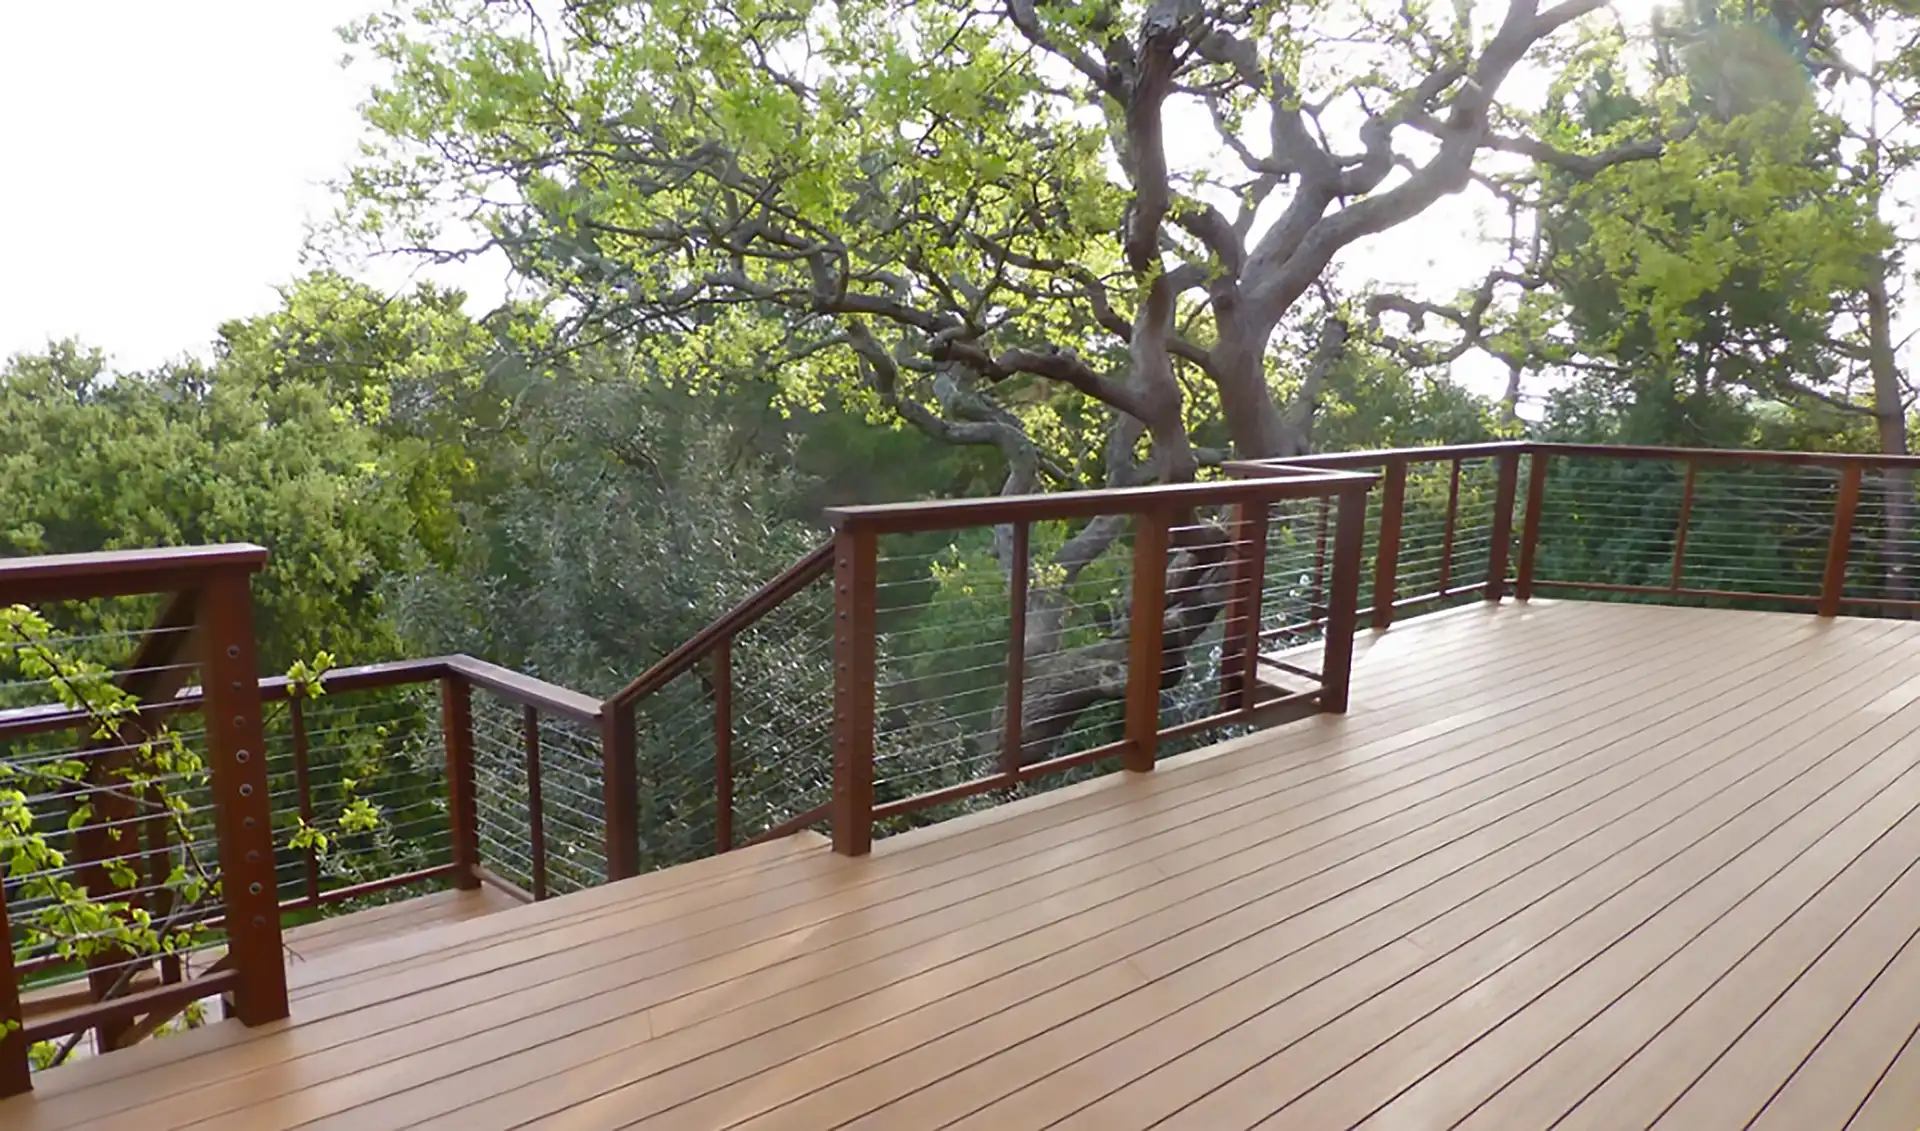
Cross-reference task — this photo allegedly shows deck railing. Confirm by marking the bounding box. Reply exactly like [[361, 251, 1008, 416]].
[[823, 471, 1376, 855], [13, 440, 1920, 1093], [1234, 440, 1920, 621], [0, 547, 284, 1094], [0, 549, 609, 1093]]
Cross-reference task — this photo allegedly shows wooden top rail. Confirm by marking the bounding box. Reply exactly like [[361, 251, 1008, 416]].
[[607, 540, 835, 710], [825, 471, 1377, 535], [0, 544, 269, 604], [1232, 440, 1920, 472], [0, 655, 602, 741], [443, 656, 604, 723], [1533, 442, 1920, 469], [1226, 442, 1529, 472]]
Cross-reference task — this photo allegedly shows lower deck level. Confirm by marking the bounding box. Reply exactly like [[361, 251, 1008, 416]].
[[10, 598, 1920, 1129]]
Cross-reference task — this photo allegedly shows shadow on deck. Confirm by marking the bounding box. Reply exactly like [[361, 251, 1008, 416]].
[[10, 599, 1920, 1130]]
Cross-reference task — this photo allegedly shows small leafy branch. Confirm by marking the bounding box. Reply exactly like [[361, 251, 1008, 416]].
[[278, 651, 395, 868], [2, 603, 221, 1067], [0, 607, 339, 1069]]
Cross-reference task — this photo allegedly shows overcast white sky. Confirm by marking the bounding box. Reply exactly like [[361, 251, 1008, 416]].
[[0, 3, 1524, 375], [0, 2, 506, 370], [0, 2, 1687, 405]]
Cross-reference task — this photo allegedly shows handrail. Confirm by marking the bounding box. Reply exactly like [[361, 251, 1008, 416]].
[[0, 656, 600, 741], [825, 471, 1376, 533], [1231, 439, 1920, 472], [607, 539, 834, 709], [1535, 441, 1920, 469], [1223, 441, 1530, 474], [0, 544, 269, 604]]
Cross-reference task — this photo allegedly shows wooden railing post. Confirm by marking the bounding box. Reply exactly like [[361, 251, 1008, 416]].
[[521, 705, 548, 901], [1821, 464, 1863, 617], [1001, 522, 1031, 774], [1515, 450, 1548, 602], [599, 705, 639, 880], [439, 675, 481, 891], [1485, 450, 1521, 603], [1670, 457, 1697, 594], [1320, 487, 1368, 713], [199, 566, 287, 1028], [1372, 459, 1408, 627], [0, 892, 28, 1097], [1124, 509, 1173, 773], [1219, 502, 1270, 713], [831, 522, 879, 856]]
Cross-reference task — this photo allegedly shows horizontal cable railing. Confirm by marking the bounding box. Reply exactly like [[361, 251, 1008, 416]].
[[824, 473, 1374, 855], [1229, 442, 1524, 630], [0, 549, 608, 1094], [1235, 441, 1920, 626], [1, 547, 280, 1096], [601, 541, 837, 872]]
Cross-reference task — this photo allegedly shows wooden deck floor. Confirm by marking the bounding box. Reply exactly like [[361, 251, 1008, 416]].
[[12, 598, 1920, 1130]]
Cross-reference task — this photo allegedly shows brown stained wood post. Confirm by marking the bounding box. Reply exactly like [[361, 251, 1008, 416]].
[[1485, 450, 1521, 603], [1372, 459, 1408, 628], [1219, 501, 1270, 713], [289, 695, 321, 904], [1516, 450, 1548, 602], [1671, 458, 1697, 594], [0, 892, 27, 1097], [1821, 464, 1864, 617], [1319, 488, 1369, 714], [199, 566, 288, 1028], [713, 638, 735, 853], [831, 523, 879, 856], [599, 706, 640, 880], [1000, 522, 1030, 776], [439, 676, 481, 892], [1124, 509, 1172, 773], [522, 705, 548, 901]]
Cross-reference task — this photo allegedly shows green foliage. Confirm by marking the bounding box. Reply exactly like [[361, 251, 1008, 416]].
[[0, 278, 470, 670], [1550, 104, 1883, 400], [2, 606, 218, 1067]]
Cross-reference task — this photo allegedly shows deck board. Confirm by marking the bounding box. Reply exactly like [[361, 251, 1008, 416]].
[[8, 600, 1920, 1129]]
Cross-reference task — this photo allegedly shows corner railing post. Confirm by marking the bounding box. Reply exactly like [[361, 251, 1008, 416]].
[[599, 705, 639, 880], [0, 892, 28, 1097], [1821, 463, 1863, 617], [1485, 449, 1521, 603], [1320, 487, 1368, 713], [1219, 501, 1270, 713], [1515, 448, 1548, 602], [199, 566, 288, 1028], [831, 522, 878, 856], [440, 675, 481, 891], [1372, 459, 1407, 628]]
